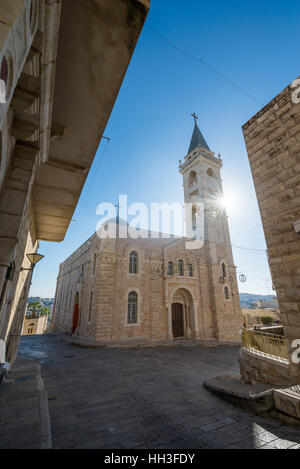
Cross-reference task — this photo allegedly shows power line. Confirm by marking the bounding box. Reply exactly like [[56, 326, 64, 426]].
[[237, 265, 268, 274], [147, 26, 264, 106], [80, 138, 111, 205], [231, 244, 266, 253]]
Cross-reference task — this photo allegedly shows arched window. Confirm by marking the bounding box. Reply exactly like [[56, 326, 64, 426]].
[[178, 260, 184, 276], [128, 291, 138, 324], [224, 287, 230, 300], [207, 168, 215, 178], [188, 264, 193, 277], [129, 251, 138, 274], [168, 262, 173, 276], [88, 291, 93, 322], [188, 171, 198, 188], [222, 263, 226, 278]]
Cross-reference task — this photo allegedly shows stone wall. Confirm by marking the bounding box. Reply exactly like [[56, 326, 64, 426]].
[[239, 347, 299, 387], [22, 314, 47, 335], [243, 77, 300, 357], [53, 229, 243, 346], [0, 0, 150, 367]]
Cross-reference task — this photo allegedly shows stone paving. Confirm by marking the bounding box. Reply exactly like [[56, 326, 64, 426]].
[[1, 334, 300, 449], [0, 359, 41, 449]]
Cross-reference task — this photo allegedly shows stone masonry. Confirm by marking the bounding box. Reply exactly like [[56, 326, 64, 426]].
[[0, 0, 149, 369], [241, 76, 300, 384]]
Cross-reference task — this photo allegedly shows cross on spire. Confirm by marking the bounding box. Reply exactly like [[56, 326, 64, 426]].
[[188, 113, 210, 153], [191, 113, 198, 126]]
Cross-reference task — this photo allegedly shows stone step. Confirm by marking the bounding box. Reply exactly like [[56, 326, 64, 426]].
[[204, 374, 300, 426], [14, 140, 39, 159], [11, 112, 40, 140], [11, 72, 41, 111]]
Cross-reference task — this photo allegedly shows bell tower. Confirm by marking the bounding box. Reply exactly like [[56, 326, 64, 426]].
[[179, 114, 242, 342]]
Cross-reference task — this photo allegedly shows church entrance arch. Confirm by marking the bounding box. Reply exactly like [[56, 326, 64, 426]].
[[171, 288, 194, 339], [72, 292, 80, 334]]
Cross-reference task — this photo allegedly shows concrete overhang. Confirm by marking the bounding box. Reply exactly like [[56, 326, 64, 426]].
[[32, 0, 149, 242]]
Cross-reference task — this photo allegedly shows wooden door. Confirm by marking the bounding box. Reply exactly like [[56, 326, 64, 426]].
[[172, 303, 184, 338]]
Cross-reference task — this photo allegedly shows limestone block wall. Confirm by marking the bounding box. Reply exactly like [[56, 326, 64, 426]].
[[53, 233, 242, 345], [239, 347, 299, 387], [22, 314, 47, 335], [0, 0, 38, 131], [242, 77, 300, 357], [0, 203, 37, 364], [52, 234, 99, 339]]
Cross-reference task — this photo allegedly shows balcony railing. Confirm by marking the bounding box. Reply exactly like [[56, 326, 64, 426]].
[[241, 328, 290, 363]]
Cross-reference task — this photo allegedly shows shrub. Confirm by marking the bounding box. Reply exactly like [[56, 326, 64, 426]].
[[261, 315, 273, 325]]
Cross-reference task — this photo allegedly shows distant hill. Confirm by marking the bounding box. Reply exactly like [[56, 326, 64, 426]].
[[28, 297, 54, 305], [239, 293, 276, 308]]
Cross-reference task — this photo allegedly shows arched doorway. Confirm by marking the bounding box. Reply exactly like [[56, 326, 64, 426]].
[[72, 292, 80, 334], [171, 288, 194, 339]]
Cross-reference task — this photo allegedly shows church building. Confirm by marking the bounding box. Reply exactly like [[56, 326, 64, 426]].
[[52, 119, 242, 345]]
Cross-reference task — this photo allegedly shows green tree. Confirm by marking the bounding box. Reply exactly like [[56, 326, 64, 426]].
[[41, 307, 50, 317], [27, 301, 42, 317]]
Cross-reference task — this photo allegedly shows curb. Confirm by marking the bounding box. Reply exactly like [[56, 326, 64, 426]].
[[37, 364, 52, 449]]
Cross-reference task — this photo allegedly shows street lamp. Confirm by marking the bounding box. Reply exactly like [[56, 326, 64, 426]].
[[21, 253, 44, 271]]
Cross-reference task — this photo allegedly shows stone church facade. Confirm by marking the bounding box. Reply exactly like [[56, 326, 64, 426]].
[[52, 122, 242, 345]]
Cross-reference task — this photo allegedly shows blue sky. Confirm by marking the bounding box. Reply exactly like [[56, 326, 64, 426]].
[[30, 0, 300, 297]]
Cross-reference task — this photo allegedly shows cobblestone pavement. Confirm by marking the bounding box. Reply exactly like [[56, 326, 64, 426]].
[[1, 334, 300, 449]]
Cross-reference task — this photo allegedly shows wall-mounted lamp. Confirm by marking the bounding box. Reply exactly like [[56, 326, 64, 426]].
[[20, 253, 44, 271]]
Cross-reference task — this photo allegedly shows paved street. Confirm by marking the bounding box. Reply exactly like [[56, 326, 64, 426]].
[[1, 334, 300, 449]]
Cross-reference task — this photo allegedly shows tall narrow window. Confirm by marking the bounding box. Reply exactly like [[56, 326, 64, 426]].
[[128, 291, 138, 324], [224, 287, 230, 300], [129, 251, 138, 274], [192, 205, 197, 232], [188, 264, 193, 277], [93, 253, 97, 275], [168, 262, 173, 276], [88, 291, 93, 322], [178, 260, 184, 276], [222, 263, 226, 278]]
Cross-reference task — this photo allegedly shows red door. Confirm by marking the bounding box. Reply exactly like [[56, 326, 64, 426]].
[[72, 303, 79, 334], [172, 303, 184, 338]]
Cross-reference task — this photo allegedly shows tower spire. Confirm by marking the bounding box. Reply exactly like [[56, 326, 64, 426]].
[[188, 113, 210, 154]]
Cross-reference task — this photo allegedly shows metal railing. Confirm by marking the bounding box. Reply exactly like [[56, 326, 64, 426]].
[[241, 328, 290, 363], [290, 385, 300, 394]]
